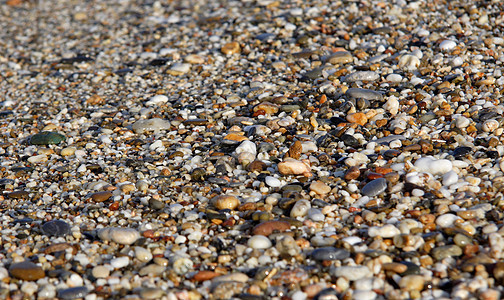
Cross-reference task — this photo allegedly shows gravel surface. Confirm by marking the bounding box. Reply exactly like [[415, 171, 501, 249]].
[[1, 0, 504, 299]]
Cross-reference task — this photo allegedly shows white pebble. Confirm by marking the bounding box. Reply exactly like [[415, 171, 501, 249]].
[[383, 96, 399, 115], [455, 116, 470, 128], [111, 256, 130, 269], [439, 40, 457, 51], [482, 119, 499, 132], [290, 200, 311, 218], [368, 224, 400, 238], [332, 266, 372, 281], [135, 247, 153, 262], [235, 140, 257, 157], [132, 118, 171, 134], [436, 214, 460, 228], [98, 227, 140, 245], [145, 95, 168, 106], [248, 235, 272, 249], [307, 208, 325, 222], [414, 156, 453, 175], [265, 176, 281, 188], [352, 290, 377, 300], [398, 54, 420, 71], [386, 74, 403, 83], [442, 171, 458, 186]]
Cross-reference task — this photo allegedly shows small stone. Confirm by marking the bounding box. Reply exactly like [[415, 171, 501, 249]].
[[275, 235, 301, 257], [346, 112, 368, 126], [173, 257, 193, 275], [134, 247, 153, 262], [352, 290, 376, 300], [332, 266, 372, 281], [41, 220, 71, 237], [166, 63, 191, 75], [92, 266, 110, 278], [248, 235, 272, 249], [414, 157, 453, 175], [310, 180, 331, 195], [368, 224, 400, 238], [383, 97, 400, 115], [311, 247, 350, 261], [193, 270, 220, 282], [90, 191, 112, 202], [290, 200, 311, 218], [361, 178, 387, 197], [252, 220, 291, 236], [436, 214, 460, 228], [265, 176, 281, 188], [345, 71, 379, 82], [278, 159, 312, 176], [345, 166, 361, 180], [442, 171, 458, 186], [382, 263, 408, 273], [345, 88, 383, 101], [221, 41, 241, 55], [140, 287, 165, 300], [253, 101, 279, 115], [399, 275, 424, 291], [60, 147, 76, 156], [57, 287, 89, 300], [398, 54, 420, 71], [145, 95, 168, 106], [483, 119, 499, 132], [139, 264, 165, 276], [9, 261, 45, 281], [98, 227, 140, 245], [286, 140, 302, 159], [30, 131, 66, 145], [211, 281, 245, 299], [213, 195, 240, 210], [248, 160, 267, 172], [131, 118, 170, 134], [213, 272, 249, 283], [431, 245, 462, 260], [327, 51, 353, 64], [111, 256, 130, 269], [439, 39, 457, 51], [184, 54, 205, 64]]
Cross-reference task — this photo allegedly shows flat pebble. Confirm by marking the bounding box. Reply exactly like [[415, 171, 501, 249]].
[[368, 224, 400, 238], [248, 235, 272, 249], [332, 266, 372, 281], [41, 220, 71, 237], [311, 247, 350, 261], [361, 178, 387, 197], [9, 261, 45, 281], [57, 287, 89, 300], [98, 227, 140, 245]]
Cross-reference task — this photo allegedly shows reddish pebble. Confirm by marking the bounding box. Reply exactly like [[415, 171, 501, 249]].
[[344, 166, 360, 180], [193, 270, 220, 282], [252, 221, 290, 236]]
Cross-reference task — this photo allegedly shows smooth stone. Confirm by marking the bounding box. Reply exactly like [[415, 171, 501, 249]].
[[213, 272, 249, 283], [134, 246, 153, 262], [431, 245, 462, 260], [265, 176, 281, 188], [131, 118, 171, 134], [332, 266, 372, 281], [30, 131, 66, 145], [248, 235, 272, 249], [278, 159, 311, 176], [9, 261, 45, 281], [414, 157, 453, 175], [454, 233, 473, 247], [275, 235, 301, 257], [398, 54, 420, 71], [140, 287, 165, 299], [57, 287, 89, 300], [167, 62, 191, 75], [399, 275, 424, 291], [452, 146, 472, 158], [442, 171, 458, 186], [110, 256, 130, 269], [341, 134, 360, 148], [90, 191, 113, 202], [327, 51, 353, 64], [98, 227, 140, 245], [212, 195, 240, 210], [345, 71, 379, 82], [436, 214, 460, 228], [211, 281, 246, 300], [145, 95, 168, 106], [139, 264, 165, 276], [352, 290, 377, 300], [91, 266, 110, 279], [345, 88, 383, 101], [252, 221, 291, 236], [368, 224, 400, 238], [41, 220, 71, 237], [361, 178, 387, 197], [290, 200, 311, 218], [307, 208, 325, 222], [439, 40, 457, 51], [311, 247, 350, 261]]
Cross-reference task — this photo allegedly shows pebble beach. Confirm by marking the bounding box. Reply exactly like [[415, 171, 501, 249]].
[[1, 0, 504, 299]]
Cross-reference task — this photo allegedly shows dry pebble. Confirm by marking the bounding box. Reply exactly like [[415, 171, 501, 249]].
[[2, 0, 504, 299]]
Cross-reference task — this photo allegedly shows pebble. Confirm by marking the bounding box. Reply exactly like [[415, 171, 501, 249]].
[[145, 95, 168, 106], [221, 41, 241, 55], [41, 220, 71, 237], [439, 39, 457, 51], [352, 290, 376, 300], [399, 275, 425, 291], [345, 71, 379, 82], [436, 214, 460, 228], [361, 178, 387, 197], [253, 221, 291, 236], [368, 224, 401, 238], [213, 195, 240, 210], [346, 112, 368, 126], [98, 227, 140, 245], [327, 51, 353, 64], [57, 286, 89, 300], [92, 266, 110, 278], [30, 131, 66, 145], [332, 266, 372, 281], [442, 170, 458, 186], [345, 88, 383, 101], [398, 54, 421, 71], [414, 157, 453, 175], [131, 118, 170, 133], [265, 176, 281, 188], [290, 200, 311, 218], [278, 159, 312, 176], [248, 235, 272, 249], [311, 247, 350, 261], [9, 261, 45, 281], [111, 256, 130, 268], [140, 287, 165, 299], [431, 245, 463, 260]]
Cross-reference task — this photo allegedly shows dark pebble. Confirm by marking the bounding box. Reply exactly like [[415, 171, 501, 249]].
[[311, 247, 350, 261], [30, 131, 66, 145], [58, 287, 89, 300], [361, 178, 387, 197], [341, 134, 360, 148], [41, 220, 71, 237], [452, 146, 472, 158]]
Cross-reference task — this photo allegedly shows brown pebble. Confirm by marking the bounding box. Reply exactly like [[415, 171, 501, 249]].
[[90, 191, 113, 202], [346, 112, 368, 126], [252, 220, 290, 236], [7, 190, 29, 199], [248, 160, 267, 172], [44, 243, 72, 254], [9, 261, 45, 281], [286, 140, 302, 160], [213, 195, 240, 210], [344, 166, 360, 180], [382, 262, 408, 273], [221, 41, 241, 55], [193, 270, 220, 282], [403, 144, 421, 152]]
